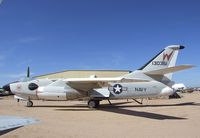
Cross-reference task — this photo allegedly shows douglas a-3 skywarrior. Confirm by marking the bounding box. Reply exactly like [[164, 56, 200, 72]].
[[3, 45, 194, 108]]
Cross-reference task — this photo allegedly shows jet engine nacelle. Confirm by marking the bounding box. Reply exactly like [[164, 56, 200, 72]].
[[37, 85, 82, 101]]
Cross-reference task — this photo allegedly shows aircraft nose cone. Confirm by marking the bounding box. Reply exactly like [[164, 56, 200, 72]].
[[3, 84, 11, 92]]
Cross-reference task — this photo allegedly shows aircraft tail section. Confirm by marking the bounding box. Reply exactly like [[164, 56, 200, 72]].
[[122, 45, 194, 86], [138, 45, 185, 80]]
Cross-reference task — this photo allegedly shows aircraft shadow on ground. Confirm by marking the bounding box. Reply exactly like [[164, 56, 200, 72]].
[[55, 105, 187, 120], [110, 102, 200, 108], [55, 108, 94, 111], [52, 102, 200, 120], [98, 102, 199, 120], [98, 106, 186, 120], [0, 127, 22, 136], [34, 101, 200, 108], [33, 105, 88, 108]]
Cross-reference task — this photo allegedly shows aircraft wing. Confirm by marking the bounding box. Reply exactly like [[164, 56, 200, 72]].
[[63, 77, 149, 91], [0, 115, 39, 131], [144, 65, 194, 75], [63, 77, 149, 83]]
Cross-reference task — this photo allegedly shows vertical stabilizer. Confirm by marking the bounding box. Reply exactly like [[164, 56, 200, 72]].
[[138, 45, 185, 80]]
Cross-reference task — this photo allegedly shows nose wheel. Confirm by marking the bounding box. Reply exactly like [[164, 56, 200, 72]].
[[27, 100, 33, 107], [88, 100, 100, 108]]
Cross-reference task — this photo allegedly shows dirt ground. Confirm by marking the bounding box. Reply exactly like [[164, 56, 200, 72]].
[[0, 92, 200, 138]]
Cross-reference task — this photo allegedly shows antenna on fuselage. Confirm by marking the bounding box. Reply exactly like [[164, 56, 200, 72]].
[[27, 66, 30, 78], [23, 66, 31, 81]]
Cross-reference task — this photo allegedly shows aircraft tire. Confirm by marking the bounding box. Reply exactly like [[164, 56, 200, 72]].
[[88, 100, 99, 108], [95, 100, 100, 107], [27, 101, 33, 107]]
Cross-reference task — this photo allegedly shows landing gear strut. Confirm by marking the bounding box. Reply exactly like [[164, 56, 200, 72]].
[[88, 100, 100, 108], [132, 99, 143, 105], [27, 100, 33, 107], [108, 99, 112, 105]]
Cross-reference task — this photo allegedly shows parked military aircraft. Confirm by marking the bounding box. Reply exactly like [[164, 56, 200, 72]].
[[3, 45, 194, 108], [172, 83, 186, 92]]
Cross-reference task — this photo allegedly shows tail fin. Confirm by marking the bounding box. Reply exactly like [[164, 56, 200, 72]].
[[138, 45, 185, 79]]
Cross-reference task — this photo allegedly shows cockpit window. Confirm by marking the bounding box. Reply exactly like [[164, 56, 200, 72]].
[[28, 83, 39, 90]]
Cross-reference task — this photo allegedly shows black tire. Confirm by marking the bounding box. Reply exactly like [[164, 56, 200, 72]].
[[27, 101, 33, 107], [88, 100, 100, 108], [95, 100, 100, 107]]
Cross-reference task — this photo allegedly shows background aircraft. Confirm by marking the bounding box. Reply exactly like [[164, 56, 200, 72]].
[[0, 115, 38, 135], [3, 45, 193, 108]]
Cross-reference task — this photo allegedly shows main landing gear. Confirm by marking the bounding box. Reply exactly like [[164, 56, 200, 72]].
[[88, 99, 100, 108], [27, 100, 33, 107]]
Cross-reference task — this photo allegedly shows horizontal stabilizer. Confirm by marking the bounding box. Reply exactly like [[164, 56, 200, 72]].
[[144, 65, 194, 75]]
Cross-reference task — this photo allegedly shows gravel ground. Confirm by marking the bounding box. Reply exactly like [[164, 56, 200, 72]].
[[0, 92, 200, 138]]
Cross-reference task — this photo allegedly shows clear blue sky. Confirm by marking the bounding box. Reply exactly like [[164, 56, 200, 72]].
[[0, 0, 199, 87]]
